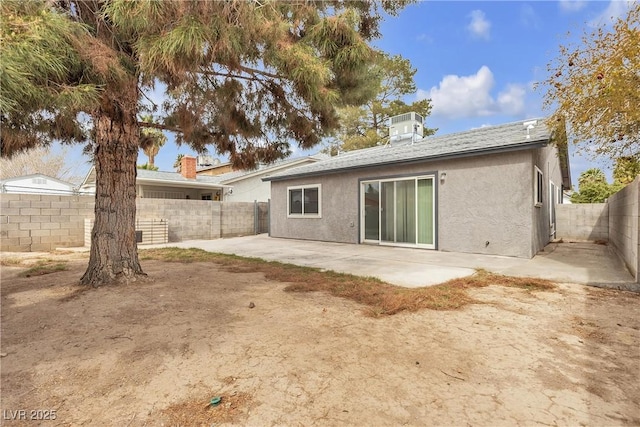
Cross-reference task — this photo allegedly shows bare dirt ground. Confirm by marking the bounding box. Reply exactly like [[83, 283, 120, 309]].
[[1, 252, 639, 426]]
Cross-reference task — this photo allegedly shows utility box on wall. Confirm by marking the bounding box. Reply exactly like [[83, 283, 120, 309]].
[[84, 218, 169, 247]]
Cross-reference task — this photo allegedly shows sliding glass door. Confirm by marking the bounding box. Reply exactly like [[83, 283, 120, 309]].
[[361, 176, 435, 249]]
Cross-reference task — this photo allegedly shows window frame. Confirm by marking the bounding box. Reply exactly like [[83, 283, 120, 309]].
[[287, 184, 322, 218], [534, 166, 543, 207]]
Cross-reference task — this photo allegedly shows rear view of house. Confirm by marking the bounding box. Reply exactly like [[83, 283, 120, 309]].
[[264, 115, 571, 258]]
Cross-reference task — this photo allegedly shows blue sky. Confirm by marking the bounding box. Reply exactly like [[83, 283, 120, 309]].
[[66, 0, 634, 185]]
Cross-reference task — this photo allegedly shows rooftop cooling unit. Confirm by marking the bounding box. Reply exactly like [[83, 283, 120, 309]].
[[388, 112, 424, 144], [197, 155, 215, 167]]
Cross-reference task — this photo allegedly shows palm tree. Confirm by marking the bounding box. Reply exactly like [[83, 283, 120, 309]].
[[140, 116, 167, 169], [173, 154, 185, 172]]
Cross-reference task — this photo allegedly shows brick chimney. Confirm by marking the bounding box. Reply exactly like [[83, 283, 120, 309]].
[[180, 156, 196, 180]]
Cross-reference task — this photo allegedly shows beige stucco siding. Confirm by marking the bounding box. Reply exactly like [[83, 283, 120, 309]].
[[270, 173, 361, 243], [270, 149, 541, 258], [532, 144, 565, 255], [437, 150, 534, 257]]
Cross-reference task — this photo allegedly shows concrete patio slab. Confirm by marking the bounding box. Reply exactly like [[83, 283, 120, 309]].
[[147, 235, 637, 290]]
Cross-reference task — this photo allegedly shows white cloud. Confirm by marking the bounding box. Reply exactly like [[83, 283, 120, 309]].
[[416, 33, 434, 44], [467, 10, 491, 40], [558, 0, 587, 13], [471, 123, 493, 130], [497, 84, 527, 114], [520, 4, 540, 29], [418, 66, 527, 119], [589, 0, 635, 26]]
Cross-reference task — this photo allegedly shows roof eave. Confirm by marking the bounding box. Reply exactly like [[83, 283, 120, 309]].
[[136, 177, 231, 189], [222, 157, 320, 184], [264, 139, 548, 182]]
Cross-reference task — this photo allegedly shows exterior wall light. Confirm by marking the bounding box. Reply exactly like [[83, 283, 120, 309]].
[[440, 172, 446, 183]]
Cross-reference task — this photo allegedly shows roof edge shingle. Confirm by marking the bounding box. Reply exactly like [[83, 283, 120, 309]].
[[264, 118, 554, 182]]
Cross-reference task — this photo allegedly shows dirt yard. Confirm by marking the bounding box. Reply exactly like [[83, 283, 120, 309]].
[[1, 251, 639, 426]]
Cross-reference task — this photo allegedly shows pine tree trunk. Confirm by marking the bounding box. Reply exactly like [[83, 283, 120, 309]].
[[80, 90, 145, 286]]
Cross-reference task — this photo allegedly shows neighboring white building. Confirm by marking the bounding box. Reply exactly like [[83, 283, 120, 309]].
[[197, 155, 326, 202], [78, 156, 230, 200], [78, 155, 326, 202], [0, 174, 77, 195]]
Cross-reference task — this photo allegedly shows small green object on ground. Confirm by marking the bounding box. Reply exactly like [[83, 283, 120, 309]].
[[209, 397, 222, 406]]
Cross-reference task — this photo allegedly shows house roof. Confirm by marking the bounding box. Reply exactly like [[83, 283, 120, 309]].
[[265, 118, 569, 185], [0, 173, 76, 187], [136, 169, 231, 189], [79, 156, 326, 191], [80, 167, 230, 190], [209, 155, 327, 184], [196, 162, 232, 173]]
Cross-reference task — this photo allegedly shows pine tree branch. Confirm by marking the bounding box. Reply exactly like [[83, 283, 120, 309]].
[[138, 121, 182, 133], [199, 65, 282, 81]]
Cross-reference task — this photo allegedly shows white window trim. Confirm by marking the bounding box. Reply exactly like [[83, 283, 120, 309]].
[[287, 184, 322, 218], [534, 166, 543, 207], [549, 181, 556, 209]]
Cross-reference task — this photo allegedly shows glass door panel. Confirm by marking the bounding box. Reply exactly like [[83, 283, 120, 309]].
[[396, 179, 416, 243], [417, 178, 434, 245], [363, 182, 380, 241], [381, 181, 395, 242]]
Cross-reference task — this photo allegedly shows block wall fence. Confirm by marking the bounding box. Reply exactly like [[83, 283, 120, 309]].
[[608, 177, 639, 282], [0, 194, 268, 252], [556, 176, 639, 282], [556, 204, 608, 242]]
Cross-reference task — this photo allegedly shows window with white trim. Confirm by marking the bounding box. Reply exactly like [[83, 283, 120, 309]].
[[288, 184, 321, 217], [534, 167, 543, 207]]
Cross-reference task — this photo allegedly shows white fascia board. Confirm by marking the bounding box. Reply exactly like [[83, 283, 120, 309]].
[[221, 158, 316, 184], [137, 178, 232, 189]]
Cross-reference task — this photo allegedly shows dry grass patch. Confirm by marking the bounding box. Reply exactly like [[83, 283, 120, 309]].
[[161, 392, 252, 426], [141, 248, 555, 317], [18, 260, 68, 277], [0, 257, 24, 267]]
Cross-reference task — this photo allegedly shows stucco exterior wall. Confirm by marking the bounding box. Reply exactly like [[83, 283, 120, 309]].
[[224, 177, 271, 203], [437, 151, 534, 257], [270, 173, 360, 243], [531, 144, 565, 254], [270, 149, 541, 258], [608, 177, 639, 281], [221, 159, 320, 202]]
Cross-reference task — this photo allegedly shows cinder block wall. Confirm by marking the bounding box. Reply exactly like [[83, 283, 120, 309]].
[[220, 201, 256, 237], [137, 198, 222, 241], [1, 194, 269, 252], [556, 204, 609, 241], [257, 201, 269, 234], [0, 194, 94, 251], [608, 177, 639, 282]]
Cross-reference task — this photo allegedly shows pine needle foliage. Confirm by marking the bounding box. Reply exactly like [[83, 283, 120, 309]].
[[0, 1, 102, 154], [0, 0, 412, 286], [2, 0, 412, 167]]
